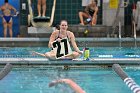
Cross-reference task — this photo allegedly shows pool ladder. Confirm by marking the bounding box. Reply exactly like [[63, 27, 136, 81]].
[[118, 0, 130, 47], [112, 0, 130, 47], [132, 18, 137, 47]]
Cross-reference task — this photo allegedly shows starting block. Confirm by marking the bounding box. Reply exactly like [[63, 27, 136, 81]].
[[33, 16, 50, 22]]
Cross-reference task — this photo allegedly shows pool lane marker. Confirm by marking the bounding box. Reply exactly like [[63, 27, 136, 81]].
[[112, 64, 140, 93], [0, 63, 13, 80]]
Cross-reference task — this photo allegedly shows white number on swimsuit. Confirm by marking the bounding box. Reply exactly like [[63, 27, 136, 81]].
[[52, 38, 72, 58]]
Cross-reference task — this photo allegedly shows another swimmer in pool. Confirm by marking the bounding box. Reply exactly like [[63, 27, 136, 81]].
[[49, 79, 86, 93], [33, 20, 83, 60]]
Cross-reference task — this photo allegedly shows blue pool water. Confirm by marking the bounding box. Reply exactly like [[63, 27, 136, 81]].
[[124, 67, 140, 86], [0, 47, 140, 58], [1, 67, 139, 93], [0, 47, 140, 93]]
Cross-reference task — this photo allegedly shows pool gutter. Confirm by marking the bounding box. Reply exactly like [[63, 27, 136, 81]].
[[0, 58, 140, 65]]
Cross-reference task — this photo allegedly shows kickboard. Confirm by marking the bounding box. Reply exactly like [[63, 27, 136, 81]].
[[33, 16, 50, 22]]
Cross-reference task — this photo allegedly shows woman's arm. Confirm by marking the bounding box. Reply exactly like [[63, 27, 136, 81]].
[[48, 31, 57, 48], [49, 79, 86, 93], [69, 32, 82, 54], [92, 7, 98, 25], [85, 5, 90, 15], [92, 7, 98, 18], [10, 5, 17, 14]]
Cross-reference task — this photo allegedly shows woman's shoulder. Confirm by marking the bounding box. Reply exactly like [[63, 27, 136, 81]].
[[67, 30, 73, 35], [50, 30, 59, 37], [67, 31, 74, 38]]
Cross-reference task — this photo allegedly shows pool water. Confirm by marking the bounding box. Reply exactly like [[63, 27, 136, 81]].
[[124, 67, 140, 85], [0, 47, 139, 93], [0, 67, 137, 93], [0, 47, 140, 58]]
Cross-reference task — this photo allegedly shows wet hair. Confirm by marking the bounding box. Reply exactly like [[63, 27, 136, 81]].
[[55, 24, 60, 30], [5, 0, 8, 3]]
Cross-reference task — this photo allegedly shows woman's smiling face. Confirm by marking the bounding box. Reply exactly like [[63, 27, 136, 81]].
[[60, 21, 68, 31]]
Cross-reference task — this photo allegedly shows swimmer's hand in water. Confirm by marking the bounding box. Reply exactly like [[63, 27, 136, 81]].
[[49, 79, 86, 93], [49, 79, 64, 87], [49, 81, 58, 87]]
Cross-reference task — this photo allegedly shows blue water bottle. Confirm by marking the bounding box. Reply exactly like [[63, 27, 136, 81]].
[[84, 48, 90, 60]]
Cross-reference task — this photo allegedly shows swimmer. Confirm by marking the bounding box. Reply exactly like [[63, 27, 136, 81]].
[[32, 20, 83, 60], [37, 0, 46, 17], [79, 0, 98, 25], [49, 79, 86, 93], [0, 0, 18, 37]]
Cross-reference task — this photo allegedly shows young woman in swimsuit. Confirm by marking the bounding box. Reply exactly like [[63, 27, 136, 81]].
[[33, 20, 82, 60], [37, 0, 46, 17], [0, 0, 18, 37], [79, 0, 98, 26]]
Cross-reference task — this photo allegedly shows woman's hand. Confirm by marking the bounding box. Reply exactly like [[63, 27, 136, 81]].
[[56, 38, 61, 42], [78, 51, 83, 54], [91, 17, 96, 26], [16, 11, 19, 16], [13, 11, 19, 17]]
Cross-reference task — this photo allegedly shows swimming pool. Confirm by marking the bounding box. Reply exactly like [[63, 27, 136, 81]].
[[0, 47, 140, 58], [0, 46, 140, 65], [0, 47, 140, 93], [0, 66, 139, 93]]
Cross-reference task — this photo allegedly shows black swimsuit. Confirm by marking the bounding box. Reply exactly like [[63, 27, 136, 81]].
[[55, 30, 69, 40], [89, 8, 95, 17]]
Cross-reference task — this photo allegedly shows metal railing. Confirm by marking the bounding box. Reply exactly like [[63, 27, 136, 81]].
[[132, 10, 137, 47], [132, 20, 137, 40], [118, 21, 121, 39], [112, 0, 129, 37]]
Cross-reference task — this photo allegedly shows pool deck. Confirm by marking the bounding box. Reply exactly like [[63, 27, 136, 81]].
[[0, 37, 138, 42], [0, 58, 140, 66], [0, 37, 140, 66]]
